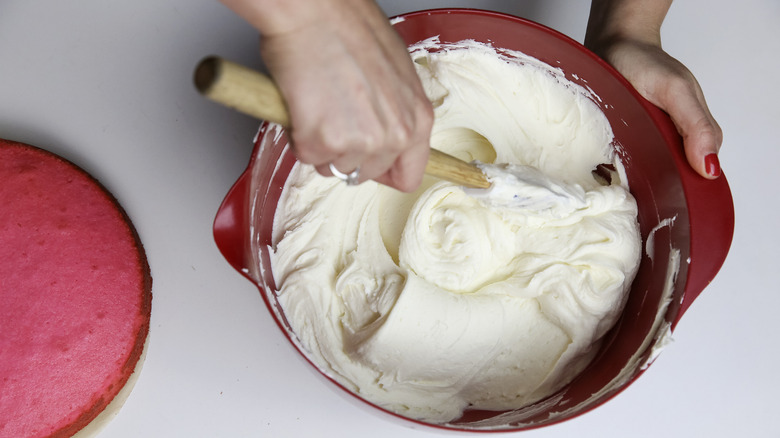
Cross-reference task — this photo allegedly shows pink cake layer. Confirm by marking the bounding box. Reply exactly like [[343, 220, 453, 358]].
[[0, 139, 152, 438]]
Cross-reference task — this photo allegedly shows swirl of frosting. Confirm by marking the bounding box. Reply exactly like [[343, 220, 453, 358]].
[[399, 182, 516, 293]]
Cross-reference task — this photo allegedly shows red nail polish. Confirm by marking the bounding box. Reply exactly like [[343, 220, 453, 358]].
[[704, 154, 721, 177]]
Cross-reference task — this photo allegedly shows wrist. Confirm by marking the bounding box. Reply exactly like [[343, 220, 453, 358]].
[[221, 0, 320, 35], [585, 0, 672, 52], [221, 0, 383, 37]]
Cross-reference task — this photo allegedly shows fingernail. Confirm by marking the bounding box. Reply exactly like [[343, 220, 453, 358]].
[[704, 154, 721, 178]]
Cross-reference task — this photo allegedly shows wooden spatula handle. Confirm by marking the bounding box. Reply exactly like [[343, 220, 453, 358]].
[[425, 149, 490, 188], [194, 56, 490, 189], [195, 56, 289, 126]]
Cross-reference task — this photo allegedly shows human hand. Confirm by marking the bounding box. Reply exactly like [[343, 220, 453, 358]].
[[586, 0, 722, 179], [220, 0, 433, 192]]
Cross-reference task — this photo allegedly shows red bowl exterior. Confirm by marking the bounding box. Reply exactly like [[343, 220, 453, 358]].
[[213, 9, 734, 432]]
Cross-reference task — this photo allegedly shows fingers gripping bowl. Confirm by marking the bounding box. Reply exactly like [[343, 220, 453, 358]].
[[213, 9, 734, 432]]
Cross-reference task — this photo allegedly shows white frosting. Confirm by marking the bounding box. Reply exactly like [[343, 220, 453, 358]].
[[269, 40, 641, 423]]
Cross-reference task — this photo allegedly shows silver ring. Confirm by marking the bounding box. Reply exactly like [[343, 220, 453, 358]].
[[329, 163, 360, 186]]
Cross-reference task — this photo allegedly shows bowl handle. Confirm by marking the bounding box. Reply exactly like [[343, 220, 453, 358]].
[[647, 105, 735, 325], [213, 169, 252, 277]]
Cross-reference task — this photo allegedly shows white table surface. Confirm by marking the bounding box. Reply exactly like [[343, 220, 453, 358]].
[[2, 1, 778, 437]]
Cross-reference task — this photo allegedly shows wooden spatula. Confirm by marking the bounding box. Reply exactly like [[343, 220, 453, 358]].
[[194, 56, 490, 189]]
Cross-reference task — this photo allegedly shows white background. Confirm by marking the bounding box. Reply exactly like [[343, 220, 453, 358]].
[[2, 1, 778, 437]]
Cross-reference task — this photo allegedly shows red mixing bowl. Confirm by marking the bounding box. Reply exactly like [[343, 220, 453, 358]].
[[213, 9, 734, 432]]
